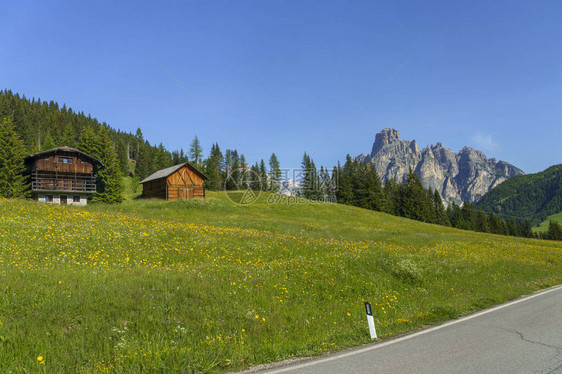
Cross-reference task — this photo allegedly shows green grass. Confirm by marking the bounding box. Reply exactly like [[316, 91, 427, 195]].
[[0, 193, 561, 373], [534, 211, 562, 233]]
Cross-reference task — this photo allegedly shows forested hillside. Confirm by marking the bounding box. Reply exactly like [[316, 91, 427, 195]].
[[476, 164, 562, 225], [0, 89, 183, 179]]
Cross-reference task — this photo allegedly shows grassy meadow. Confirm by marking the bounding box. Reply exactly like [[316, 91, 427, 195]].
[[534, 211, 562, 233], [0, 192, 561, 373]]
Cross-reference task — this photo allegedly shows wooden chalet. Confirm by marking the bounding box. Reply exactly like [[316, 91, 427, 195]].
[[25, 146, 103, 205], [139, 162, 207, 200]]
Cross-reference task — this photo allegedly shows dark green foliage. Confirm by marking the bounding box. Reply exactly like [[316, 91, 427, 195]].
[[433, 190, 451, 226], [335, 157, 354, 205], [78, 126, 98, 158], [488, 212, 506, 235], [90, 127, 124, 204], [269, 153, 281, 191], [259, 159, 268, 191], [476, 164, 562, 225], [61, 122, 77, 148], [475, 210, 490, 233], [41, 132, 56, 151], [189, 135, 203, 167], [460, 202, 477, 231], [399, 169, 431, 222], [134, 142, 150, 180], [205, 143, 224, 191], [519, 219, 534, 238], [506, 217, 519, 237], [547, 221, 562, 240], [0, 90, 175, 184], [0, 117, 29, 198]]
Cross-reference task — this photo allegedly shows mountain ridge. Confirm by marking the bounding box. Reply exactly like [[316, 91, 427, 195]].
[[357, 128, 524, 204]]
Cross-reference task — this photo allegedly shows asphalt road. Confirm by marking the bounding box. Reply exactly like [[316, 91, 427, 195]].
[[258, 286, 562, 374]]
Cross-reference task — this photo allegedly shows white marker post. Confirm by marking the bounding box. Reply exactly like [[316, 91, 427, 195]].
[[365, 301, 377, 340]]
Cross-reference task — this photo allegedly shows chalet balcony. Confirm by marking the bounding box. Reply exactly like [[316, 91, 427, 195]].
[[30, 171, 97, 194]]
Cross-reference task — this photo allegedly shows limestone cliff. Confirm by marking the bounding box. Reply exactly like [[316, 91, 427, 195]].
[[357, 128, 524, 204]]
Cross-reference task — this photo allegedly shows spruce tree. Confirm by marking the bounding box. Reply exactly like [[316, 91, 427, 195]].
[[547, 221, 562, 240], [259, 159, 268, 191], [519, 219, 534, 238], [205, 143, 224, 191], [0, 117, 29, 198], [91, 126, 123, 203], [269, 153, 281, 191], [135, 143, 150, 180], [461, 202, 477, 230], [41, 132, 56, 151], [335, 158, 354, 205], [433, 190, 450, 226], [79, 126, 98, 157], [475, 210, 490, 232], [189, 135, 203, 166], [400, 169, 426, 221], [61, 122, 77, 147]]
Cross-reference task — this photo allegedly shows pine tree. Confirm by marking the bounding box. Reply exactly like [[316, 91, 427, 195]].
[[135, 142, 150, 180], [382, 178, 399, 215], [205, 143, 224, 191], [488, 212, 506, 235], [41, 132, 56, 151], [336, 159, 353, 205], [547, 221, 562, 240], [475, 210, 490, 232], [259, 159, 268, 191], [189, 135, 203, 166], [269, 153, 281, 191], [228, 150, 240, 190], [79, 126, 98, 157], [61, 122, 77, 147], [91, 126, 123, 203], [461, 202, 477, 231], [519, 219, 534, 238], [0, 117, 29, 198], [239, 154, 248, 189], [400, 169, 426, 221], [433, 190, 450, 226]]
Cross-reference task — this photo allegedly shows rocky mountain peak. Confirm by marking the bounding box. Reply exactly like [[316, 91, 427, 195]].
[[357, 128, 524, 204], [372, 128, 401, 154]]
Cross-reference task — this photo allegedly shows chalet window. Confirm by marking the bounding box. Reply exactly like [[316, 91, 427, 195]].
[[58, 157, 73, 164], [73, 196, 80, 203], [45, 195, 54, 202]]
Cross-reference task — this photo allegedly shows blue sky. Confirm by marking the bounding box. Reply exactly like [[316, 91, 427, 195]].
[[2, 1, 561, 173]]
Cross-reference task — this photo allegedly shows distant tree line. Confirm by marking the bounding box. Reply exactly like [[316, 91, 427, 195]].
[[300, 153, 561, 241]]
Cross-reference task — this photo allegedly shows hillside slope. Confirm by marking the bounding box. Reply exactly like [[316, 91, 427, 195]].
[[476, 164, 562, 225], [0, 194, 561, 373]]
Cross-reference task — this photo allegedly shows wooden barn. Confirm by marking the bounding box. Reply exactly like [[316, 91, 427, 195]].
[[139, 162, 207, 200], [25, 146, 103, 205]]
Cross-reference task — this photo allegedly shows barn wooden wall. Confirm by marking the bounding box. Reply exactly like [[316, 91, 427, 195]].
[[141, 165, 205, 200]]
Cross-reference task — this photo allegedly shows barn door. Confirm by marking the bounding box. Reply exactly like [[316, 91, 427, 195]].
[[178, 188, 191, 200]]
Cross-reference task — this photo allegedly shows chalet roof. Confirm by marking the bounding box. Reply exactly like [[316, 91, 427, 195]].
[[25, 146, 104, 167], [139, 162, 208, 184]]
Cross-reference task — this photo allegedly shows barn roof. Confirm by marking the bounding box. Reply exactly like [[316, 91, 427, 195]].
[[25, 146, 104, 167], [139, 162, 208, 184]]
